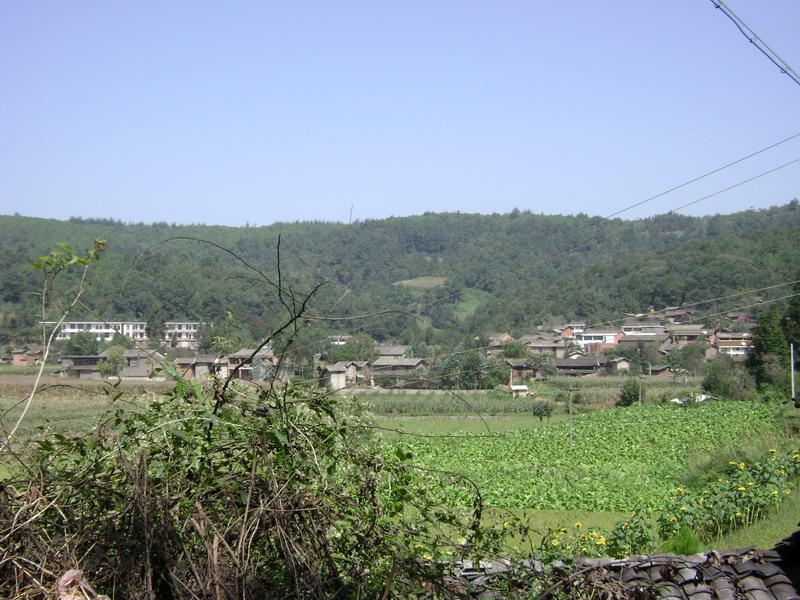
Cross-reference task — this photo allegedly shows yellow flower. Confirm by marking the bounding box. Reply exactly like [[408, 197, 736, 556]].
[[574, 522, 582, 530], [422, 552, 433, 561], [597, 535, 607, 546], [771, 490, 778, 496], [737, 486, 747, 492], [675, 487, 685, 495], [738, 462, 746, 471], [728, 461, 737, 466], [551, 539, 560, 547], [747, 482, 754, 487], [769, 448, 777, 454], [679, 506, 688, 512]]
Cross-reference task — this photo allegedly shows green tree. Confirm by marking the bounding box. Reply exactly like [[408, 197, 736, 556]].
[[783, 275, 800, 356], [61, 331, 100, 356], [702, 355, 754, 400], [198, 312, 247, 355], [110, 332, 133, 349], [98, 345, 126, 377], [747, 306, 788, 386], [526, 353, 556, 377], [502, 340, 528, 358], [617, 378, 641, 407], [145, 307, 165, 349], [531, 400, 554, 421]]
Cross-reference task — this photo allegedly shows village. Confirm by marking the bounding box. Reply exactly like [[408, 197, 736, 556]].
[[4, 309, 755, 393]]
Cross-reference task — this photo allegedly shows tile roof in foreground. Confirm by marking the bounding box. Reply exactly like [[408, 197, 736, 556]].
[[443, 528, 800, 599]]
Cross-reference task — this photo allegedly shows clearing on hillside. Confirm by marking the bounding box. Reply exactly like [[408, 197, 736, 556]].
[[394, 276, 446, 288]]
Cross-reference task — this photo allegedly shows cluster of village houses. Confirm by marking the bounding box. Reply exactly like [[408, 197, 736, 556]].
[[4, 310, 755, 391]]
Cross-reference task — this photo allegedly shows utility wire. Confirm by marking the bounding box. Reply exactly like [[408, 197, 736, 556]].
[[587, 279, 800, 330], [605, 131, 800, 219], [709, 0, 800, 88], [682, 291, 800, 326], [669, 157, 800, 213]]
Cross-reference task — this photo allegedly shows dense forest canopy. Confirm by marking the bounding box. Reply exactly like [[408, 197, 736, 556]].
[[1, 201, 800, 346]]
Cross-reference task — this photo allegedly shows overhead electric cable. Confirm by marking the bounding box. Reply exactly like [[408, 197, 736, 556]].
[[683, 291, 800, 325], [709, 0, 800, 88], [587, 279, 800, 330], [604, 131, 800, 219], [668, 157, 800, 213]]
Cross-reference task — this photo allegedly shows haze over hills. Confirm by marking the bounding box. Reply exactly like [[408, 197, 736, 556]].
[[1, 201, 800, 346]]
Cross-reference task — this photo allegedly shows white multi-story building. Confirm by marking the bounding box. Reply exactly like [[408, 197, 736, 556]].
[[43, 321, 148, 343], [163, 321, 202, 349], [42, 320, 203, 349]]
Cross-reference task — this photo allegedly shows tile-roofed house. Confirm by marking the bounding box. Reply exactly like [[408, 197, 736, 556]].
[[320, 362, 348, 391], [226, 347, 275, 377], [486, 333, 514, 355], [554, 355, 607, 376], [441, 528, 800, 598], [371, 356, 427, 388], [621, 320, 666, 336], [669, 324, 709, 344], [714, 331, 752, 359], [319, 360, 370, 391], [575, 329, 623, 352], [375, 344, 411, 358], [174, 354, 219, 380], [98, 348, 165, 368], [518, 334, 566, 358], [11, 344, 44, 367]]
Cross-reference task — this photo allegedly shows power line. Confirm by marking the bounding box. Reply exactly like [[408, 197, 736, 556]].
[[605, 131, 800, 219], [669, 157, 800, 213], [587, 279, 800, 330], [709, 0, 800, 88], [682, 291, 800, 326]]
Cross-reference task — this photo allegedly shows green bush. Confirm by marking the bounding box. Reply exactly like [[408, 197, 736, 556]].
[[662, 526, 702, 555], [617, 379, 640, 407]]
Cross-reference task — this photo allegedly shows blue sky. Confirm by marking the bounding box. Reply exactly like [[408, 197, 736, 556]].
[[1, 1, 798, 226]]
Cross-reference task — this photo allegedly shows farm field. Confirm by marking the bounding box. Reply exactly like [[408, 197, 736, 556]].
[[2, 374, 797, 552], [393, 401, 788, 511]]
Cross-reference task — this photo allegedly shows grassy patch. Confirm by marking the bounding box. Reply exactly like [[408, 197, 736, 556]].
[[394, 276, 446, 289], [454, 288, 490, 320]]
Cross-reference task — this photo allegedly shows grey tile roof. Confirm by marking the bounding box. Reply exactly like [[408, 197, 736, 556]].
[[442, 529, 800, 599], [371, 356, 424, 368]]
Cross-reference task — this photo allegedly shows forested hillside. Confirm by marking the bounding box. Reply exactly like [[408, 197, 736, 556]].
[[2, 201, 799, 347]]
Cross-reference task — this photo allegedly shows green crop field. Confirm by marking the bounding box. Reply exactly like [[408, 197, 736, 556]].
[[394, 401, 789, 511]]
